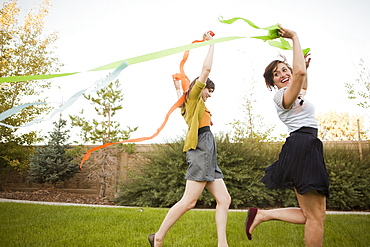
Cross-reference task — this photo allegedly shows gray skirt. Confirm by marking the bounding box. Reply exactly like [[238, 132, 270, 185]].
[[185, 128, 224, 181]]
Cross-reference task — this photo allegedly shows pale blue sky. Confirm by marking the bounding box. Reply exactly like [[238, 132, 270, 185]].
[[14, 0, 370, 142]]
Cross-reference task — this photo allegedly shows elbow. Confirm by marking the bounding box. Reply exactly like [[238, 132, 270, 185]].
[[202, 66, 211, 74], [294, 69, 307, 80]]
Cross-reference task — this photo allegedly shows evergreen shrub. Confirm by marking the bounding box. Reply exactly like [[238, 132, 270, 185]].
[[116, 136, 370, 211], [324, 142, 370, 211], [29, 119, 79, 187]]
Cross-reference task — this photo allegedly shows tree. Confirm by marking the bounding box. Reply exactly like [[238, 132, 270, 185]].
[[228, 77, 276, 142], [70, 79, 137, 198], [345, 57, 370, 110], [0, 0, 62, 173], [317, 111, 368, 141], [29, 117, 78, 187]]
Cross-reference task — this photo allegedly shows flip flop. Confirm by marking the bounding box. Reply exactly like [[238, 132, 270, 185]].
[[244, 207, 258, 240]]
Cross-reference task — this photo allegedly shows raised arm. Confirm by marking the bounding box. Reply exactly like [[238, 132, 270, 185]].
[[198, 31, 214, 84], [279, 26, 307, 109]]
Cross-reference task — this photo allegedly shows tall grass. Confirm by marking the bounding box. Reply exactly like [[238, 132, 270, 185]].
[[0, 202, 369, 246]]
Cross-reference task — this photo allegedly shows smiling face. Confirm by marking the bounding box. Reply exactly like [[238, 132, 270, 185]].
[[273, 63, 293, 89], [201, 87, 213, 102]]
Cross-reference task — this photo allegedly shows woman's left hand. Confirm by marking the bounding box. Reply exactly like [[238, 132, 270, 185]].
[[173, 78, 181, 90], [305, 53, 311, 69]]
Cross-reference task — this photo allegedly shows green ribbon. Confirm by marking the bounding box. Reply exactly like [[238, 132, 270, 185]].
[[0, 36, 244, 84], [218, 16, 310, 56], [0, 61, 129, 128], [0, 36, 244, 127]]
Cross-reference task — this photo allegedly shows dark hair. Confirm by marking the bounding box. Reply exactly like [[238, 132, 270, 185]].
[[186, 76, 215, 99], [181, 77, 214, 111], [186, 77, 214, 99], [263, 55, 292, 91]]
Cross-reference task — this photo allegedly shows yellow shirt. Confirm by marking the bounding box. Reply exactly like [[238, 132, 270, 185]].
[[181, 80, 208, 152]]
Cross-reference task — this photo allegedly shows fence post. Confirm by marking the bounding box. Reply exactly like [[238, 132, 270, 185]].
[[357, 119, 363, 160]]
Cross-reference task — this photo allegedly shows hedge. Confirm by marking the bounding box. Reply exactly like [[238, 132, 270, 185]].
[[116, 135, 370, 211]]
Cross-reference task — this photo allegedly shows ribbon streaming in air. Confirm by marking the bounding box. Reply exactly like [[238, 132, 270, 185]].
[[218, 16, 310, 56], [0, 61, 129, 128], [172, 31, 215, 94], [0, 102, 46, 122], [0, 36, 244, 129], [79, 94, 186, 169], [0, 36, 243, 84], [80, 32, 216, 169]]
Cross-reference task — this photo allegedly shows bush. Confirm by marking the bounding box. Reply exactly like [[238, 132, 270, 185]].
[[324, 142, 370, 211], [29, 119, 79, 187], [116, 134, 296, 209], [116, 139, 187, 207], [116, 136, 370, 211]]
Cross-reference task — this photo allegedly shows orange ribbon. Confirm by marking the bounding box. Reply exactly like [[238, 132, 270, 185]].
[[80, 31, 214, 169], [79, 94, 185, 169], [172, 31, 215, 93]]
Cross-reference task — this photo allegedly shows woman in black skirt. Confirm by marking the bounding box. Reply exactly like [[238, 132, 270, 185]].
[[148, 31, 231, 247], [245, 26, 329, 247]]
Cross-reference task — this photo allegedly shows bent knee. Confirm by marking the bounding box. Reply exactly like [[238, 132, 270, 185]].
[[217, 194, 231, 207], [178, 199, 197, 211], [226, 194, 232, 206], [188, 200, 197, 210], [302, 209, 326, 223]]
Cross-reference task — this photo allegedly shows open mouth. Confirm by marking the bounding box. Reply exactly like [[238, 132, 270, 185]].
[[281, 77, 289, 83]]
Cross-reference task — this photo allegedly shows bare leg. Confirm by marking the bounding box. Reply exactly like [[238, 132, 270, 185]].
[[206, 179, 231, 247], [295, 190, 326, 247], [249, 189, 326, 247], [153, 180, 207, 247], [249, 207, 306, 234]]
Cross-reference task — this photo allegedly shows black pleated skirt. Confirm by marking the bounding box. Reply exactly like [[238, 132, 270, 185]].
[[261, 127, 330, 197]]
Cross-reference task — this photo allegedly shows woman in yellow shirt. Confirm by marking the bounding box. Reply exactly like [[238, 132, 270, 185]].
[[149, 31, 231, 247]]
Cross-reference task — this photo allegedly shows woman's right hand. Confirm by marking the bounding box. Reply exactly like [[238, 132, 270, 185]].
[[203, 31, 213, 41], [278, 25, 297, 40]]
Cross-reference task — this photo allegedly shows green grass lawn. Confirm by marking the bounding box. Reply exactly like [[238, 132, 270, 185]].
[[0, 202, 369, 247]]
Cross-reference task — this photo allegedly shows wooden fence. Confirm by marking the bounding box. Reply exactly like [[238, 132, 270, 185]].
[[0, 144, 155, 197], [1, 141, 368, 197]]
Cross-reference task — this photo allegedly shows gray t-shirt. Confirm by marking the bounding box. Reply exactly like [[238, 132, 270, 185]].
[[274, 87, 318, 133]]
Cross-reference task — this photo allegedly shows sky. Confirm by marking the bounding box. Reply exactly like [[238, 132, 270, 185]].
[[11, 0, 370, 144]]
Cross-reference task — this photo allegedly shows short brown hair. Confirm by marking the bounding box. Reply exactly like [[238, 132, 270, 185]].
[[263, 55, 292, 91], [181, 77, 214, 111], [187, 77, 214, 99]]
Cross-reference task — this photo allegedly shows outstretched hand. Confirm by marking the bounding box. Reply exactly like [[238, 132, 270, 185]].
[[203, 31, 213, 41], [278, 25, 297, 39]]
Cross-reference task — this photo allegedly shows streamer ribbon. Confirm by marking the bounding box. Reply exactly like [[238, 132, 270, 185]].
[[80, 32, 216, 169], [0, 102, 46, 122], [79, 94, 186, 169], [0, 36, 244, 128], [0, 61, 129, 128], [172, 31, 215, 93], [218, 16, 310, 56], [0, 36, 243, 84]]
